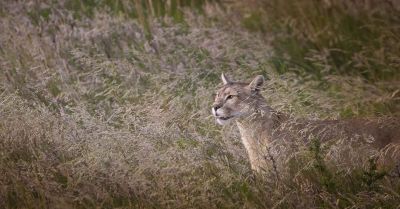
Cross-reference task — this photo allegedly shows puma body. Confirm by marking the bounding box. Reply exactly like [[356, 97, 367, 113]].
[[212, 74, 400, 171]]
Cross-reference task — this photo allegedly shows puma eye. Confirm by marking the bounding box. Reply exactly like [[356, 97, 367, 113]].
[[226, 95, 234, 100]]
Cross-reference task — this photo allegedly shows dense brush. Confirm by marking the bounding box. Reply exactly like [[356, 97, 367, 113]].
[[0, 0, 399, 208]]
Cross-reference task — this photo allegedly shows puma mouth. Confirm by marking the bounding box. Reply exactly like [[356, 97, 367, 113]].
[[215, 115, 235, 125], [217, 116, 234, 120]]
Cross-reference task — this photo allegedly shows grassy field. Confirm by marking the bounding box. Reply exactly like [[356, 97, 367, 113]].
[[1, 0, 400, 208]]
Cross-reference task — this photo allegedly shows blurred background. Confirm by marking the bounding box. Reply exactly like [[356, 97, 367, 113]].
[[0, 0, 400, 208]]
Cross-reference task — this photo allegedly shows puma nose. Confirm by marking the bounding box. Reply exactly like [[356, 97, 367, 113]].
[[213, 104, 222, 111], [212, 104, 222, 116]]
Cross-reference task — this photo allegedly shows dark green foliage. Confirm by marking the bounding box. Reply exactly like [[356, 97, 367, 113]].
[[361, 158, 387, 189], [309, 139, 336, 192], [242, 0, 400, 81]]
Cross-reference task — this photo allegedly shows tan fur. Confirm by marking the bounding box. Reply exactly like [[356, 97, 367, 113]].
[[212, 74, 400, 172]]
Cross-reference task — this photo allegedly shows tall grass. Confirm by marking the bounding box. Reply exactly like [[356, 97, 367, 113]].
[[0, 0, 399, 208], [232, 0, 400, 117], [62, 0, 222, 38], [238, 0, 400, 81]]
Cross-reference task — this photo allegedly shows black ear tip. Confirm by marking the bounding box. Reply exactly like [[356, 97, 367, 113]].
[[255, 75, 265, 85], [248, 75, 266, 91], [258, 74, 270, 80]]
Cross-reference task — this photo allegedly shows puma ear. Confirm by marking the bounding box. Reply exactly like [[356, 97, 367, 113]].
[[248, 75, 264, 91], [221, 73, 231, 85]]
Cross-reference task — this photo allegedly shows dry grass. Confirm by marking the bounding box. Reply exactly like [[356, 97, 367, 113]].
[[0, 0, 400, 208]]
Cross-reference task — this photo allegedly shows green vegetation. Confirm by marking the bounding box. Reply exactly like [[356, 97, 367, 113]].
[[240, 0, 400, 81], [0, 0, 399, 208]]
